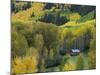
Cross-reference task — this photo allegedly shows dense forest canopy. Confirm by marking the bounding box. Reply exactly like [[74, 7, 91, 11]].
[[11, 0, 96, 74]]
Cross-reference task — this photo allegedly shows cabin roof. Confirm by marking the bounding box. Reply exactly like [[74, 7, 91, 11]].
[[72, 49, 80, 52]]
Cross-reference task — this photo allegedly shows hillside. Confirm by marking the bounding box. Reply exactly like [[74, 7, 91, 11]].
[[11, 1, 96, 74]]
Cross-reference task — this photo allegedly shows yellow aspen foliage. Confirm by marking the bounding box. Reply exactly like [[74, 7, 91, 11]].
[[72, 19, 95, 37], [63, 61, 76, 71], [12, 8, 33, 22], [12, 57, 26, 73], [23, 56, 38, 73], [69, 13, 81, 21], [73, 26, 85, 37], [32, 3, 45, 15], [64, 21, 77, 26], [12, 55, 38, 74], [12, 3, 45, 22], [60, 28, 67, 40]]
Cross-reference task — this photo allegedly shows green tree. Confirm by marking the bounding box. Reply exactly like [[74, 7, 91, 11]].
[[34, 34, 44, 51], [34, 23, 59, 56], [78, 10, 95, 23], [40, 11, 68, 25], [33, 33, 46, 72], [12, 31, 28, 57]]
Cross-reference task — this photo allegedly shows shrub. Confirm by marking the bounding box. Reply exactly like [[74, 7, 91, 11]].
[[88, 50, 96, 69], [76, 54, 84, 70], [62, 60, 76, 71]]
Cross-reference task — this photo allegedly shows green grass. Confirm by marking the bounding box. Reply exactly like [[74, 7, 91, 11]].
[[68, 53, 89, 69]]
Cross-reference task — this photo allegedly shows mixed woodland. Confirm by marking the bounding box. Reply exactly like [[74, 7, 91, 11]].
[[11, 0, 96, 74]]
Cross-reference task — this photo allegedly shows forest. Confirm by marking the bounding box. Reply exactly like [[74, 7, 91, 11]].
[[11, 0, 96, 74]]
